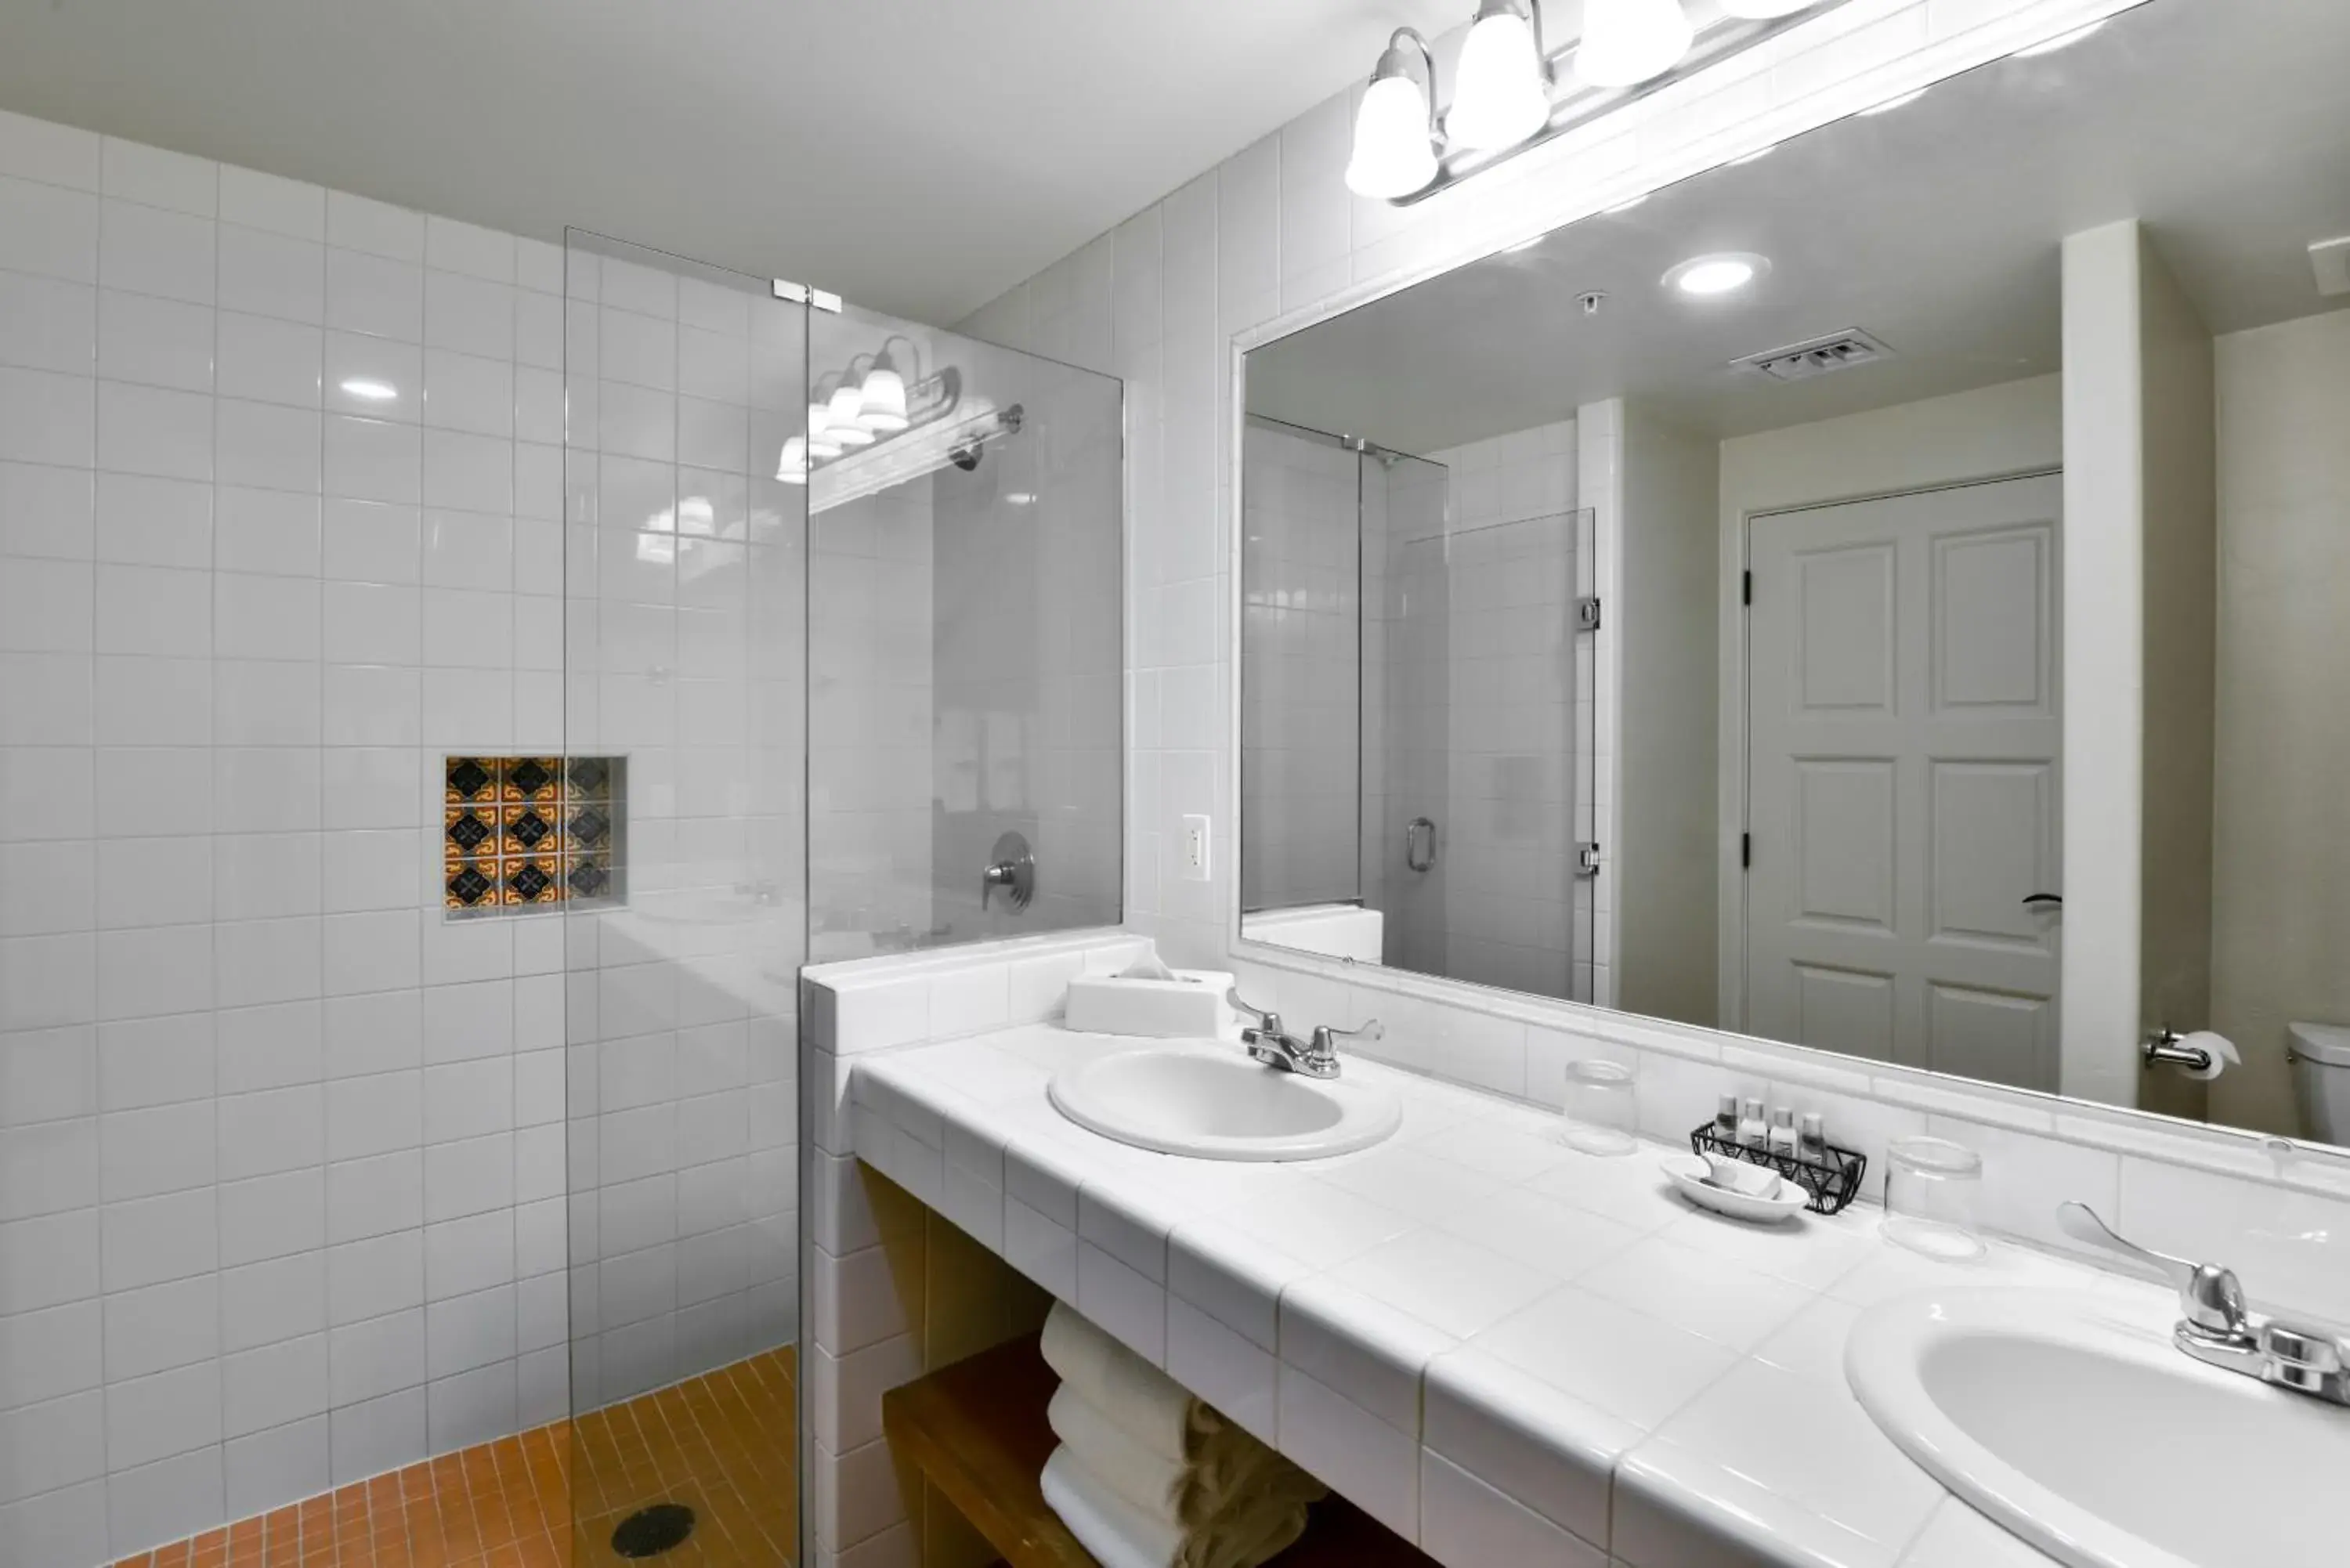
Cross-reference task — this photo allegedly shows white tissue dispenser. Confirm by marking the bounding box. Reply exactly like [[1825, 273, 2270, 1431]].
[[1063, 967, 1238, 1039]]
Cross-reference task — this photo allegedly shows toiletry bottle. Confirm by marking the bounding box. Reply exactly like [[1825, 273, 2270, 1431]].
[[1738, 1096, 1768, 1147], [1713, 1093, 1740, 1142], [1798, 1111, 1827, 1162], [1768, 1106, 1798, 1157]]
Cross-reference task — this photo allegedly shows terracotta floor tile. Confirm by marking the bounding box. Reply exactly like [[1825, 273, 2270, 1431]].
[[129, 1349, 796, 1568]]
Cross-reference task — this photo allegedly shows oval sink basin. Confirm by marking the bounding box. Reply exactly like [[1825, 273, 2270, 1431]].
[[1047, 1043, 1400, 1161], [1847, 1290, 2350, 1568]]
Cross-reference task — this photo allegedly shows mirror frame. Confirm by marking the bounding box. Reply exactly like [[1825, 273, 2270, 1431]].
[[1219, 0, 2350, 1184]]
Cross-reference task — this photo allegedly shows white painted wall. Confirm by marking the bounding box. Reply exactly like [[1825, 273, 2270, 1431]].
[[2133, 233, 2218, 1125], [2059, 221, 2218, 1113], [1615, 405, 1719, 1028], [2211, 305, 2350, 1136], [1713, 373, 2064, 1023]]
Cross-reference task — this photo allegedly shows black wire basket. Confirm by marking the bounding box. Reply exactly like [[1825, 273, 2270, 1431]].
[[1687, 1124, 1867, 1216]]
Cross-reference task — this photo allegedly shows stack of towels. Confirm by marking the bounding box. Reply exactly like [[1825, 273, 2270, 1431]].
[[1039, 1302, 1326, 1568]]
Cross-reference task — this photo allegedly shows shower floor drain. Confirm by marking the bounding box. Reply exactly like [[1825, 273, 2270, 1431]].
[[611, 1504, 697, 1558]]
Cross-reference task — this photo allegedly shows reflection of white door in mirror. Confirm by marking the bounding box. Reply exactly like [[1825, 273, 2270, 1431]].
[[1744, 472, 2063, 1089]]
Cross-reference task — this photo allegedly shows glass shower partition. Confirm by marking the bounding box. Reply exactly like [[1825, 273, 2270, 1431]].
[[804, 305, 1123, 959], [562, 230, 809, 1568], [560, 234, 1123, 1568]]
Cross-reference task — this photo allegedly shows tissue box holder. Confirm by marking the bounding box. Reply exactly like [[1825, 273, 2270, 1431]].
[[1064, 968, 1236, 1039]]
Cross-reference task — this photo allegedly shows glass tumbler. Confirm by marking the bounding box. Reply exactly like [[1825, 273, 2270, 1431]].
[[1560, 1059, 1639, 1155], [1882, 1136, 1986, 1259]]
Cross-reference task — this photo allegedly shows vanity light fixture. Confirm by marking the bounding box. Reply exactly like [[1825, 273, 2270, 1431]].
[[1344, 31, 1441, 198], [1345, 0, 1841, 204], [2015, 20, 2107, 56], [826, 374, 875, 446], [340, 378, 398, 401], [857, 341, 912, 433], [1666, 251, 1771, 296], [1451, 1, 1554, 150], [780, 345, 1021, 508], [776, 435, 810, 485], [1575, 0, 1697, 89]]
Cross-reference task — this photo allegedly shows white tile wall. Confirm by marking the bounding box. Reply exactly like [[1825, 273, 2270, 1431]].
[[800, 930, 1144, 1562], [0, 107, 602, 1566], [1237, 423, 1361, 913]]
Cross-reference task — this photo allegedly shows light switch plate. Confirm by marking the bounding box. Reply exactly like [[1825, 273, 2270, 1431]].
[[1180, 814, 1211, 881]]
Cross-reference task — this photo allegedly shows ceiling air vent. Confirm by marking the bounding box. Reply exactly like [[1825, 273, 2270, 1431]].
[[1734, 328, 1894, 382]]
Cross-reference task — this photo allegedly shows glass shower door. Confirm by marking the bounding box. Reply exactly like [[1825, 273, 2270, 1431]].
[[1378, 488, 1596, 1003], [562, 230, 808, 1568]]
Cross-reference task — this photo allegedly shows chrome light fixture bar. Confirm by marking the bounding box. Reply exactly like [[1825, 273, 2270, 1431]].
[[1351, 0, 1847, 206]]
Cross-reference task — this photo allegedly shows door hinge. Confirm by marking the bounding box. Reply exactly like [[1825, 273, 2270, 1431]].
[[1741, 832, 1752, 869], [1741, 569, 1753, 606], [1574, 595, 1602, 631], [1574, 840, 1602, 877]]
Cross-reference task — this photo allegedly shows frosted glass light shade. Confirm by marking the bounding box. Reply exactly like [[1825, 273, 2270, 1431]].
[[858, 363, 909, 432], [1449, 8, 1551, 151], [1345, 73, 1437, 198], [776, 435, 809, 484], [1719, 0, 1819, 17], [1576, 0, 1695, 89], [826, 384, 873, 446]]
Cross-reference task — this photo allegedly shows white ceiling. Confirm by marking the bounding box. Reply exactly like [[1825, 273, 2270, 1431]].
[[1247, 0, 2350, 453], [0, 0, 1461, 325]]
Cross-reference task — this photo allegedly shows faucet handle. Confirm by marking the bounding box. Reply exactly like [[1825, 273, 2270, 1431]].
[[1226, 988, 1282, 1034], [2057, 1201, 2250, 1339], [1309, 1018, 1383, 1054]]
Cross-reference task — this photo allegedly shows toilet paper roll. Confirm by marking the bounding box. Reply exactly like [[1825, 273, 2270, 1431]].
[[2181, 1030, 2240, 1081]]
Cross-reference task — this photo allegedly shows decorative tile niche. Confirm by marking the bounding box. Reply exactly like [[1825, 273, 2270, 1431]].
[[442, 755, 626, 915]]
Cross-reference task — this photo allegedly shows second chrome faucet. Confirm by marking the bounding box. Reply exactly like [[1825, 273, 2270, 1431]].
[[1226, 988, 1383, 1079]]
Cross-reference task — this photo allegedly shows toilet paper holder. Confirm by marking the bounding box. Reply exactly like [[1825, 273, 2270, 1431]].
[[2145, 1026, 2237, 1078]]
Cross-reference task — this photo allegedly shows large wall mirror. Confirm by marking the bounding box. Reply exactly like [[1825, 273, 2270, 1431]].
[[1238, 0, 2350, 1152]]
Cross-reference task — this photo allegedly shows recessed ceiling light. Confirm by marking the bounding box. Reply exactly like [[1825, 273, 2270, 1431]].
[[1665, 252, 1772, 297], [340, 378, 397, 401], [2015, 20, 2106, 57], [1861, 88, 1929, 115]]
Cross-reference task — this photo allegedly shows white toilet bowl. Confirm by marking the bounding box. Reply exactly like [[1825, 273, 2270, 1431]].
[[2287, 1021, 2350, 1144]]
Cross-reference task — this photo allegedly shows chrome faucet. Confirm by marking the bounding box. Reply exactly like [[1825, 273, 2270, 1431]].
[[2058, 1201, 2349, 1404], [1225, 989, 1382, 1080]]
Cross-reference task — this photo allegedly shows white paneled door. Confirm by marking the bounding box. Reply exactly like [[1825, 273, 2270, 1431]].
[[1744, 473, 2063, 1089]]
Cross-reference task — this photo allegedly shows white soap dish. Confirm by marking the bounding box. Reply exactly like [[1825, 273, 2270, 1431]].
[[1661, 1153, 1810, 1224]]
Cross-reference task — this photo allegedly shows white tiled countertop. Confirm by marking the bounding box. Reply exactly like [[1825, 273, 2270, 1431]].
[[848, 1022, 2181, 1568]]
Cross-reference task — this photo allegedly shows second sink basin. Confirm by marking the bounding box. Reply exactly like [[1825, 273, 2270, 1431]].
[[1847, 1288, 2349, 1568], [1047, 1042, 1400, 1161]]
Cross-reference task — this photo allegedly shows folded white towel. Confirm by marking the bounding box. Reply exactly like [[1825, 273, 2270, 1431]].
[[1047, 1383, 1320, 1530], [1041, 1301, 1224, 1461], [1041, 1445, 1311, 1568]]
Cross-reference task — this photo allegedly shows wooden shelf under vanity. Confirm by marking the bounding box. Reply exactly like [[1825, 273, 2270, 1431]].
[[880, 1335, 1440, 1568]]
